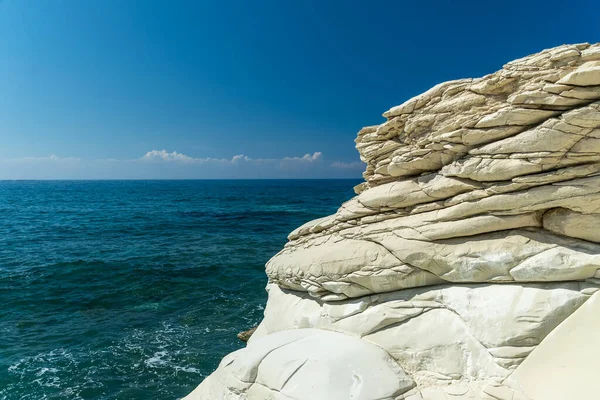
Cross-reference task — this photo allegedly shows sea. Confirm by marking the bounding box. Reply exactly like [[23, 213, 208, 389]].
[[0, 180, 360, 400]]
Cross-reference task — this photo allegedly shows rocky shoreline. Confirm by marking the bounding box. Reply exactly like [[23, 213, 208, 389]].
[[186, 43, 600, 400]]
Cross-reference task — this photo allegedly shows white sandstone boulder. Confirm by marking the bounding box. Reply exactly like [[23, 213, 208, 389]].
[[184, 329, 414, 400]]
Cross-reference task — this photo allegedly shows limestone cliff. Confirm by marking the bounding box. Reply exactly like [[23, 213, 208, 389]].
[[185, 43, 600, 400]]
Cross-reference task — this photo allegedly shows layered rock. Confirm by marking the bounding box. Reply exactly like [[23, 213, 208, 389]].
[[185, 43, 600, 400]]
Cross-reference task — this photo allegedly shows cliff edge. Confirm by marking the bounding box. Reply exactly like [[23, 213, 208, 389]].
[[185, 43, 600, 400]]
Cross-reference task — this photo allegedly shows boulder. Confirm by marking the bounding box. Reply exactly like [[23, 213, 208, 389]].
[[184, 329, 415, 400]]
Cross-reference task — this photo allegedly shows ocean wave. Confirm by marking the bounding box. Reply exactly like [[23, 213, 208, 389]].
[[0, 180, 357, 399]]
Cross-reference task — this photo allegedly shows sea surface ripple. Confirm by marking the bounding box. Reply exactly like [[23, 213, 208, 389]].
[[0, 180, 358, 400]]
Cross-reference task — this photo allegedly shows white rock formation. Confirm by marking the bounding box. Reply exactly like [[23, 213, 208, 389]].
[[185, 43, 600, 400], [186, 328, 414, 400]]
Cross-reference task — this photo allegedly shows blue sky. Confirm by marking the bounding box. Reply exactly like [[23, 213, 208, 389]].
[[1, 0, 599, 179]]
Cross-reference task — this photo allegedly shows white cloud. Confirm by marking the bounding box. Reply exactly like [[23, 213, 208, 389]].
[[141, 150, 190, 162], [331, 160, 364, 169], [140, 150, 227, 164], [283, 152, 323, 163], [140, 150, 323, 165], [1, 150, 325, 166], [231, 154, 251, 163], [0, 150, 365, 179]]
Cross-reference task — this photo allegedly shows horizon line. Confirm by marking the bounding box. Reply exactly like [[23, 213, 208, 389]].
[[0, 177, 363, 182]]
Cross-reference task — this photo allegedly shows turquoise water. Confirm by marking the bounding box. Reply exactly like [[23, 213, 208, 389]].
[[0, 180, 359, 400]]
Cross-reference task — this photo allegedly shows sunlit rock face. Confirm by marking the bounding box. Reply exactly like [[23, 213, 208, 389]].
[[186, 43, 600, 400]]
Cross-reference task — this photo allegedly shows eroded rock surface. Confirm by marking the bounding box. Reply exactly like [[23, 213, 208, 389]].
[[186, 329, 414, 400], [186, 43, 600, 400]]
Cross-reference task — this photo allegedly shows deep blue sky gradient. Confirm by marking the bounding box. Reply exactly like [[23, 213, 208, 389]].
[[1, 0, 599, 178]]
